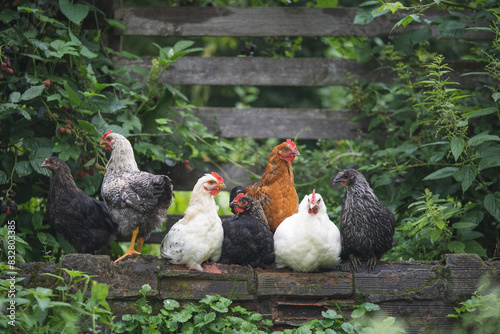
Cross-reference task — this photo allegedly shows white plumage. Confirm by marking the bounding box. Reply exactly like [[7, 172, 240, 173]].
[[274, 190, 341, 272], [160, 173, 225, 271]]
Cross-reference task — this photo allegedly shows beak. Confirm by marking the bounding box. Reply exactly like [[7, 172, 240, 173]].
[[40, 159, 49, 168], [219, 183, 226, 189], [293, 150, 300, 156], [99, 140, 105, 145]]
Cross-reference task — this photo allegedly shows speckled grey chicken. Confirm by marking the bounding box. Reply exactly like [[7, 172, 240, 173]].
[[41, 157, 116, 254], [100, 131, 173, 263], [333, 169, 395, 272], [219, 193, 275, 268]]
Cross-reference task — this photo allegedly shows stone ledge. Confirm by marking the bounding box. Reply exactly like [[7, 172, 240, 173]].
[[11, 253, 499, 332]]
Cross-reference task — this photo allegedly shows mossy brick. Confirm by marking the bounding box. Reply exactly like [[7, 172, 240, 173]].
[[444, 253, 496, 298], [256, 268, 353, 297], [354, 260, 447, 302], [158, 262, 256, 300]]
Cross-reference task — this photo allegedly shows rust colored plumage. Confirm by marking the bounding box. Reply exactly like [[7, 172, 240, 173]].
[[241, 140, 300, 232]]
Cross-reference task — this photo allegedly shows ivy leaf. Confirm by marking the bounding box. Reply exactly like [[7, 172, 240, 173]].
[[59, 0, 89, 25], [21, 85, 45, 101], [478, 146, 500, 170], [458, 164, 477, 192], [88, 92, 124, 114], [438, 20, 467, 38], [484, 193, 500, 223], [0, 171, 7, 184], [30, 147, 53, 176], [350, 308, 366, 319], [469, 132, 500, 146], [15, 160, 33, 177], [423, 167, 459, 181], [450, 137, 465, 161], [78, 120, 100, 138], [9, 92, 21, 103], [447, 240, 465, 253], [64, 80, 81, 107]]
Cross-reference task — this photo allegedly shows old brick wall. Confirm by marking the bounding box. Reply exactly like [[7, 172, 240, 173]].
[[17, 254, 500, 333]]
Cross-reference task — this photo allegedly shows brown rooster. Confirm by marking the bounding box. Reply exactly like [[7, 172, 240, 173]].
[[235, 139, 300, 232], [100, 131, 173, 263]]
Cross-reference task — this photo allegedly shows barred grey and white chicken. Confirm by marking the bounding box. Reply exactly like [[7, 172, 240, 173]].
[[274, 190, 341, 272], [333, 169, 395, 272], [100, 131, 173, 263], [160, 172, 225, 272]]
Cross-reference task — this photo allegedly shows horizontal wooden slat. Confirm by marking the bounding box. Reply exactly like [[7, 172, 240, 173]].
[[114, 7, 492, 39], [117, 56, 485, 87], [176, 107, 367, 139]]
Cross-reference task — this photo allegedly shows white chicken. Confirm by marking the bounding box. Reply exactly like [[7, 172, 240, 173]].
[[274, 189, 341, 272], [160, 172, 226, 271]]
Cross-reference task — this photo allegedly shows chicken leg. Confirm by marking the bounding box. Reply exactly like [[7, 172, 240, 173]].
[[114, 227, 141, 263]]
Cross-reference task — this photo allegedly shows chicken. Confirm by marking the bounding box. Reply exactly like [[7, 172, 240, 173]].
[[160, 172, 225, 271], [41, 157, 116, 254], [218, 193, 275, 268], [274, 190, 341, 272], [332, 169, 395, 272], [100, 131, 173, 263], [235, 139, 300, 232]]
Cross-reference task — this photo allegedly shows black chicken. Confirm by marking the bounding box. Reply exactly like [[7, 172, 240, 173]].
[[219, 193, 275, 268], [333, 169, 395, 272], [229, 185, 245, 214], [41, 157, 116, 254]]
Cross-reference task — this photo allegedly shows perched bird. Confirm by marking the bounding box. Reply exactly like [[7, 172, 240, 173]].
[[274, 190, 341, 272], [229, 185, 245, 214], [333, 169, 395, 272], [100, 131, 173, 263], [160, 172, 226, 272], [218, 193, 275, 268], [41, 157, 116, 254], [233, 139, 300, 232]]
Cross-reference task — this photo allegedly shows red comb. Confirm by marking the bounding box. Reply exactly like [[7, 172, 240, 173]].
[[211, 172, 224, 184], [286, 139, 297, 151], [233, 193, 245, 201], [102, 130, 112, 140], [311, 189, 316, 203]]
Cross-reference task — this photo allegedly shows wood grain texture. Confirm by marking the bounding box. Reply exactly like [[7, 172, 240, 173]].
[[116, 56, 485, 88], [114, 7, 492, 39], [178, 107, 367, 139]]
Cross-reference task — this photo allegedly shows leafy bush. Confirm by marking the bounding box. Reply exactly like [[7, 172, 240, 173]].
[[449, 282, 500, 334], [0, 0, 231, 262]]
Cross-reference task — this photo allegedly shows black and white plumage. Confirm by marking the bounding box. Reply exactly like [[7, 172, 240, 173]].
[[41, 157, 116, 254], [273, 190, 341, 273], [100, 131, 173, 263], [219, 193, 275, 268], [333, 169, 395, 272], [160, 172, 226, 272]]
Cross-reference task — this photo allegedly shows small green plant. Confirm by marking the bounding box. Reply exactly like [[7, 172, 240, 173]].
[[449, 283, 500, 334], [0, 267, 114, 333], [115, 284, 273, 333]]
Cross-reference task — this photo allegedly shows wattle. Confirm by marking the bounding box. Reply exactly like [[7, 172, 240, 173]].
[[210, 188, 221, 196], [234, 207, 244, 213], [285, 155, 295, 162]]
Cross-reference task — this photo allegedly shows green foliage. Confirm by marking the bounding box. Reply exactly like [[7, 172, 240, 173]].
[[449, 282, 500, 333], [0, 266, 114, 333], [0, 0, 232, 261]]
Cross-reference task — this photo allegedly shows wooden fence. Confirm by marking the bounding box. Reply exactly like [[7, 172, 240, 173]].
[[100, 3, 491, 242]]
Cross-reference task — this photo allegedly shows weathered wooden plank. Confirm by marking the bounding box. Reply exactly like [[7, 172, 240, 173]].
[[116, 57, 485, 87], [114, 7, 492, 39], [178, 107, 367, 139]]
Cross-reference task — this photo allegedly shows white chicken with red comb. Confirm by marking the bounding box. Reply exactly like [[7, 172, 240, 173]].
[[273, 189, 341, 272], [160, 172, 226, 271]]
